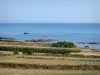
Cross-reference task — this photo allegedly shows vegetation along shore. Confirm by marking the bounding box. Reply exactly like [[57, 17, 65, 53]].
[[0, 40, 100, 75]]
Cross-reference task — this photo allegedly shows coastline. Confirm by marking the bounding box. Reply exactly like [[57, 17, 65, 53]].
[[0, 36, 100, 50]]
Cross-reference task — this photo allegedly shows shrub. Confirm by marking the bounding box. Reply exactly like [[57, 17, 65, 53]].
[[13, 51, 18, 55], [0, 46, 80, 55], [51, 41, 75, 48], [27, 50, 32, 55]]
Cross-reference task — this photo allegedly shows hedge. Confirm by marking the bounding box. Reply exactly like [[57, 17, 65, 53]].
[[0, 46, 81, 55]]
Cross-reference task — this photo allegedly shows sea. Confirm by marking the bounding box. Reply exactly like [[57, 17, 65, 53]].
[[0, 23, 100, 50]]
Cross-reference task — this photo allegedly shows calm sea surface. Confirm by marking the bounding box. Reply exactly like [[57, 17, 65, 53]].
[[0, 23, 100, 50]]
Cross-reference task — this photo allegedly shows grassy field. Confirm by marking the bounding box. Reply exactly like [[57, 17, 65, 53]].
[[0, 68, 100, 75], [0, 41, 95, 50], [0, 55, 100, 74], [0, 56, 100, 65], [0, 55, 100, 70], [0, 55, 100, 65], [0, 41, 100, 74]]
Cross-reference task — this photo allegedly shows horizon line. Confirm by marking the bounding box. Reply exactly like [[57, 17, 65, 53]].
[[0, 22, 100, 24]]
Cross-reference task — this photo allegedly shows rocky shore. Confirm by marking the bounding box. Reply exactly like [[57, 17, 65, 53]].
[[76, 42, 100, 44], [25, 39, 56, 42], [0, 37, 16, 42]]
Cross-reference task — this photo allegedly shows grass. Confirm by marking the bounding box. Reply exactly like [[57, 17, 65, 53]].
[[17, 55, 100, 62], [0, 41, 100, 74], [0, 55, 100, 65], [0, 54, 100, 75], [0, 62, 100, 70], [0, 68, 100, 75], [0, 41, 34, 46]]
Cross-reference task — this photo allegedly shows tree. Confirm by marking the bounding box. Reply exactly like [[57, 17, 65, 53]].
[[51, 41, 75, 48]]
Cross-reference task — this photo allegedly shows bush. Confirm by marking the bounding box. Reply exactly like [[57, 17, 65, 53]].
[[0, 46, 80, 55], [51, 41, 76, 48], [27, 50, 32, 55], [13, 51, 19, 55]]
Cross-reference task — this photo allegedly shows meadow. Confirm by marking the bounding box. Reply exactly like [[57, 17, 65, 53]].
[[0, 68, 100, 75], [0, 41, 100, 75]]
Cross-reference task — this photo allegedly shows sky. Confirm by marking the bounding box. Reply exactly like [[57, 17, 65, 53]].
[[0, 0, 100, 23]]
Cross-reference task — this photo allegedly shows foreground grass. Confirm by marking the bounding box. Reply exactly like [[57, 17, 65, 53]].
[[0, 42, 100, 74], [0, 56, 100, 65], [0, 68, 100, 75], [0, 62, 100, 70], [0, 55, 100, 70]]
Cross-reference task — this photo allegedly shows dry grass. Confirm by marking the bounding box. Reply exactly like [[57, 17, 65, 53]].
[[71, 51, 100, 56], [0, 41, 100, 74], [0, 51, 13, 55], [0, 62, 100, 70], [0, 41, 91, 51], [0, 68, 100, 75], [0, 55, 100, 65]]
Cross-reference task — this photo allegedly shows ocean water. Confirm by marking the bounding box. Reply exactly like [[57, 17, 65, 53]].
[[0, 23, 100, 50]]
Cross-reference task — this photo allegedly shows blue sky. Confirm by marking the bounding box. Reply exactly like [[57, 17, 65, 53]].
[[0, 0, 100, 23]]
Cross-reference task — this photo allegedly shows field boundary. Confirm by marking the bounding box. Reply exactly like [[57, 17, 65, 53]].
[[0, 62, 100, 70]]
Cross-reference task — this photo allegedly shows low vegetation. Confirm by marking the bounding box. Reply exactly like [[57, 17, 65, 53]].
[[0, 41, 99, 75], [13, 51, 19, 55], [0, 46, 81, 55], [51, 41, 76, 48], [0, 68, 100, 75], [0, 62, 100, 70], [69, 54, 100, 58]]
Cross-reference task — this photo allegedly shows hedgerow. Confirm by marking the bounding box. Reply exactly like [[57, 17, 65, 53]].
[[0, 46, 81, 55]]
